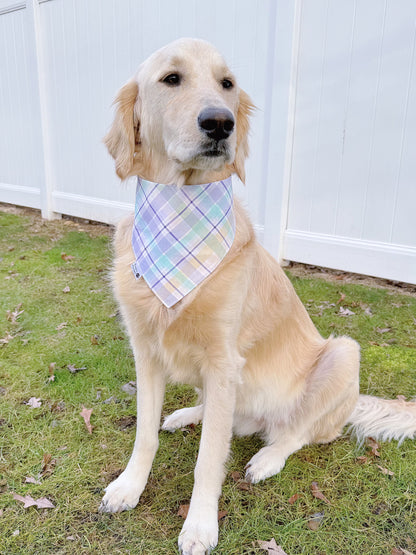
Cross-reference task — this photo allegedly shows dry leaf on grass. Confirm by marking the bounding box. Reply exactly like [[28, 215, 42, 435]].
[[376, 327, 392, 334], [61, 253, 75, 261], [0, 332, 14, 345], [288, 493, 300, 505], [376, 464, 394, 476], [339, 306, 355, 317], [392, 549, 416, 555], [230, 471, 251, 491], [6, 304, 24, 324], [177, 504, 190, 519], [257, 538, 288, 554], [90, 335, 100, 345], [40, 453, 57, 478], [67, 364, 86, 374], [56, 322, 67, 331], [336, 293, 346, 305], [47, 362, 56, 383], [311, 481, 331, 505], [121, 381, 137, 395], [80, 406, 93, 434], [13, 493, 55, 509], [307, 511, 325, 531], [26, 397, 42, 408], [366, 437, 381, 457], [25, 477, 41, 485]]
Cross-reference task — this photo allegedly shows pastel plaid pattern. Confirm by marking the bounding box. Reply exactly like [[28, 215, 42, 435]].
[[131, 176, 235, 307]]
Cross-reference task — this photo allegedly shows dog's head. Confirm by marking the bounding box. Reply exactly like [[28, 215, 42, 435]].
[[105, 38, 254, 184]]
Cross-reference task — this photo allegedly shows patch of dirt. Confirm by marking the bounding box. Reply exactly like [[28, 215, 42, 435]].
[[0, 203, 113, 240], [285, 262, 416, 298], [115, 415, 136, 430]]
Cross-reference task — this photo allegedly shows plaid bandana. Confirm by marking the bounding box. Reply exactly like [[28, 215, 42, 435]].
[[131, 176, 235, 308]]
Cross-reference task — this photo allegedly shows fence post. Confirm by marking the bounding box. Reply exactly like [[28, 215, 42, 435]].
[[27, 0, 61, 220], [262, 0, 301, 263]]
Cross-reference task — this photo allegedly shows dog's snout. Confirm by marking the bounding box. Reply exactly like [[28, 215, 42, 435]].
[[198, 107, 235, 141]]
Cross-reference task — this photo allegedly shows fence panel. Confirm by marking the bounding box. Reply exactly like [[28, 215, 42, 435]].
[[283, 0, 416, 283], [0, 0, 415, 283]]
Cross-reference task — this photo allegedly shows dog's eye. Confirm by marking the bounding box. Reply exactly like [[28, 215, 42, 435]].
[[162, 73, 181, 86], [221, 78, 234, 89]]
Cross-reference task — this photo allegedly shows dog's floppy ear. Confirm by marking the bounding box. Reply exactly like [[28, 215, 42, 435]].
[[104, 80, 140, 180], [232, 89, 255, 183]]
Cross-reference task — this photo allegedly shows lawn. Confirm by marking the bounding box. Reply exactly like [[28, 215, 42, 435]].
[[0, 205, 415, 555]]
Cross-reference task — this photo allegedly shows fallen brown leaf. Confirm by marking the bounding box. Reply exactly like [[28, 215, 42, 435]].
[[337, 293, 346, 305], [288, 493, 300, 505], [90, 335, 100, 345], [376, 464, 394, 476], [80, 406, 93, 434], [25, 477, 41, 485], [257, 538, 288, 554], [0, 332, 14, 345], [40, 453, 57, 478], [356, 456, 368, 464], [339, 306, 355, 317], [13, 493, 54, 509], [67, 364, 86, 374], [177, 504, 190, 519], [236, 479, 251, 491], [121, 381, 137, 395], [311, 482, 331, 505], [13, 493, 37, 508], [35, 497, 55, 509], [366, 437, 381, 457], [26, 397, 42, 408], [6, 304, 24, 324], [61, 253, 75, 261], [230, 470, 251, 491], [218, 510, 228, 521], [307, 511, 325, 531]]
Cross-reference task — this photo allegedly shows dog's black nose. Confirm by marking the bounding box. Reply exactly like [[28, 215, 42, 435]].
[[198, 107, 235, 141]]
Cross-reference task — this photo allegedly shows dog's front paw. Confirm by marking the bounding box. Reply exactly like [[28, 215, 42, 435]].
[[245, 446, 286, 484], [178, 514, 218, 555], [99, 470, 143, 513]]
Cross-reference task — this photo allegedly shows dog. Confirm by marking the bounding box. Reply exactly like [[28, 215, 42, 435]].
[[99, 38, 416, 555]]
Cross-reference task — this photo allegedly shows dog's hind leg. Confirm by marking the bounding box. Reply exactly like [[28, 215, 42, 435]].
[[245, 336, 360, 483]]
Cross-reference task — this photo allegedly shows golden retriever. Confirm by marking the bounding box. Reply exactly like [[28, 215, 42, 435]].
[[99, 38, 416, 555]]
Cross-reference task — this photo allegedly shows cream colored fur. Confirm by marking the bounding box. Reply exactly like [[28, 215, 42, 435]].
[[99, 38, 416, 555]]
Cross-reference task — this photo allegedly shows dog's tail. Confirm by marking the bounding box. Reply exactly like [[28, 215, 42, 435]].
[[347, 394, 416, 444]]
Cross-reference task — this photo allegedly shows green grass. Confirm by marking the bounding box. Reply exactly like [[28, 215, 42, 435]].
[[1, 208, 416, 554]]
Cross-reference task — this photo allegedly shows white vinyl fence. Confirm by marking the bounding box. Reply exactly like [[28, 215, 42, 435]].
[[1, 0, 415, 284]]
